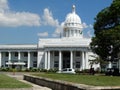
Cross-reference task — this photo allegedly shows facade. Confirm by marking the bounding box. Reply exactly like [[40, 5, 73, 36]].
[[0, 5, 119, 71], [0, 45, 38, 69]]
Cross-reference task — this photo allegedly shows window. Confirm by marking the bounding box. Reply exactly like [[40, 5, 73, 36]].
[[5, 61, 8, 67], [33, 52, 37, 57], [54, 61, 58, 68], [24, 61, 27, 67], [15, 52, 18, 57], [5, 52, 8, 57], [33, 61, 37, 67], [54, 51, 59, 56], [76, 62, 80, 68], [76, 51, 80, 57], [24, 52, 28, 57]]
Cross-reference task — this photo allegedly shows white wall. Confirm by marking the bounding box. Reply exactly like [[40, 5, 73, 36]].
[[88, 52, 100, 70]]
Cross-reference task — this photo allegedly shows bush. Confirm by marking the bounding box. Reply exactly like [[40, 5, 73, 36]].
[[31, 68, 39, 72], [47, 69, 58, 73], [75, 69, 90, 74], [0, 67, 13, 72], [39, 69, 48, 72]]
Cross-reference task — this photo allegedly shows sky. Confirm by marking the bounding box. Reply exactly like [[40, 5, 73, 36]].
[[0, 0, 112, 44]]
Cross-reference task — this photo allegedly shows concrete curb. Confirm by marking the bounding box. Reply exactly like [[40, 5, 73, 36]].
[[24, 74, 120, 90], [0, 88, 32, 90]]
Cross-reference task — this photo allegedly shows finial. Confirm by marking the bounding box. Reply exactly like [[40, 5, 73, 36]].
[[72, 5, 76, 13]]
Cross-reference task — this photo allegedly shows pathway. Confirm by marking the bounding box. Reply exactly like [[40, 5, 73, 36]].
[[3, 72, 52, 90]]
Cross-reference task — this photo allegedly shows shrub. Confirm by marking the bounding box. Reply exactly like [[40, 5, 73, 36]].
[[47, 68, 58, 73], [39, 69, 48, 72]]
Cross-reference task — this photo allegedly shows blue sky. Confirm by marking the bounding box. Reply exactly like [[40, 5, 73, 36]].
[[0, 0, 112, 44]]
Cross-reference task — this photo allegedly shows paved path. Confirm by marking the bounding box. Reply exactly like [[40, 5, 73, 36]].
[[3, 72, 52, 90]]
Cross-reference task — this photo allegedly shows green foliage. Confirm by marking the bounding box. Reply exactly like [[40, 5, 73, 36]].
[[0, 67, 13, 72], [39, 69, 48, 72], [75, 69, 90, 74], [0, 67, 39, 72], [47, 68, 58, 73], [91, 0, 120, 63], [39, 68, 58, 73], [94, 0, 120, 35], [91, 26, 120, 62]]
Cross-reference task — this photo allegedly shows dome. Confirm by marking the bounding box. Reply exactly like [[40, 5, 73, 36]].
[[64, 5, 82, 24], [63, 5, 83, 38]]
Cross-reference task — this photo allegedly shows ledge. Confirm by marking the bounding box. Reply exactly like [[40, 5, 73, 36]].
[[23, 74, 120, 90], [0, 88, 32, 90]]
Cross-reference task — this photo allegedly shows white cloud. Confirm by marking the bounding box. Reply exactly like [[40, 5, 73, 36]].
[[82, 22, 88, 28], [43, 8, 59, 27], [0, 0, 40, 27], [52, 22, 64, 37], [0, 0, 9, 12], [89, 24, 93, 28], [87, 30, 93, 38], [52, 26, 61, 37], [82, 23, 94, 38], [82, 22, 93, 29], [42, 8, 63, 37], [37, 32, 48, 37]]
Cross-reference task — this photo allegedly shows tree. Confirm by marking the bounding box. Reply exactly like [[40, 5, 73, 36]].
[[91, 0, 120, 62], [94, 0, 120, 35]]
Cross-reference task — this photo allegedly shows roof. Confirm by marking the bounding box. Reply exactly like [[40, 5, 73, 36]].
[[0, 44, 37, 51], [38, 37, 91, 48]]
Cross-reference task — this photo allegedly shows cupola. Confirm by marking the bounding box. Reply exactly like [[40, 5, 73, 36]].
[[63, 5, 83, 38]]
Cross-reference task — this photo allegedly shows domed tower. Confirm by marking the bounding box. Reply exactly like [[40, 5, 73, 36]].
[[63, 5, 83, 38]]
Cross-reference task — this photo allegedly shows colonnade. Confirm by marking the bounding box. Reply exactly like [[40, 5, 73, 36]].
[[64, 29, 82, 37], [0, 51, 32, 69], [44, 50, 89, 71]]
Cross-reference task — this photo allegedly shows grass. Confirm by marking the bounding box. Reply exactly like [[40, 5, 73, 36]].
[[33, 73, 120, 86], [0, 74, 32, 88]]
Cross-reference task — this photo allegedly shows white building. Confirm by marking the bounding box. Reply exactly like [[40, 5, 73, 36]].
[[1, 5, 118, 71]]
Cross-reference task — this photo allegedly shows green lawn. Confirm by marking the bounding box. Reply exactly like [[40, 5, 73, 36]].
[[0, 74, 32, 88], [33, 73, 120, 86]]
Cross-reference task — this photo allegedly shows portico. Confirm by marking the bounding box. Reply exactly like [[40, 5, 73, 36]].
[[44, 47, 89, 71], [37, 5, 93, 72]]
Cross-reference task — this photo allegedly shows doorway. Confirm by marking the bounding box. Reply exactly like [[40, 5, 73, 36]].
[[62, 51, 70, 68]]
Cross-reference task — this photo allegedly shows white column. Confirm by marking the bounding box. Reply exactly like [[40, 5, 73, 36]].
[[70, 50, 73, 69], [18, 52, 21, 62], [27, 52, 30, 69], [82, 51, 85, 70], [8, 52, 11, 62], [48, 51, 50, 70], [59, 51, 62, 71], [85, 52, 88, 69], [52, 51, 55, 69], [45, 51, 48, 69], [0, 52, 2, 68]]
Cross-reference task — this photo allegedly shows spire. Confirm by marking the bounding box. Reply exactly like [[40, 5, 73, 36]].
[[72, 5, 76, 14]]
